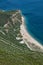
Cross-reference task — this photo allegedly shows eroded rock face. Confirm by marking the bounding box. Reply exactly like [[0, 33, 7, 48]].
[[0, 10, 22, 33]]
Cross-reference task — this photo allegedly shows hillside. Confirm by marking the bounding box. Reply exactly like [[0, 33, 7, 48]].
[[0, 10, 43, 65]]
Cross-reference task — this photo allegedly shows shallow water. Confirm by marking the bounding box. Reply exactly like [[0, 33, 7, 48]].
[[0, 0, 43, 45]]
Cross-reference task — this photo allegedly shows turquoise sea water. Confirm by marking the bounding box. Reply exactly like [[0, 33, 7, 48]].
[[0, 0, 43, 45]]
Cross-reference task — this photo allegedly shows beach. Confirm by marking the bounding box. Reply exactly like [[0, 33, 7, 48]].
[[20, 16, 43, 52]]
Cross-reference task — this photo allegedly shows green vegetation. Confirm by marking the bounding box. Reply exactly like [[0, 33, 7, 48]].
[[0, 10, 43, 65]]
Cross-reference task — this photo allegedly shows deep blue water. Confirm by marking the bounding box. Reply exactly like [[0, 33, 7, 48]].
[[0, 0, 43, 45]]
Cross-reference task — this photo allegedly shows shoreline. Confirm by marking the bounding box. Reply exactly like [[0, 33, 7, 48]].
[[20, 16, 43, 52]]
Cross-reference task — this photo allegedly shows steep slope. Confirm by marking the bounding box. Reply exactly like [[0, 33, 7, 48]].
[[0, 10, 43, 65]]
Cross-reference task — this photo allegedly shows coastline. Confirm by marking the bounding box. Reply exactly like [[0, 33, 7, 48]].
[[20, 16, 43, 52]]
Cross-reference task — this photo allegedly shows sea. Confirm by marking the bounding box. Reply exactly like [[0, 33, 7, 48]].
[[0, 0, 43, 45]]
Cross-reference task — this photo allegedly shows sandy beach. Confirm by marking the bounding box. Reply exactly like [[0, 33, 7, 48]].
[[20, 16, 43, 52]]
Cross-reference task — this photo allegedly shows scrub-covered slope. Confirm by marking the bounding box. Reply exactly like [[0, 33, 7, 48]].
[[0, 10, 43, 65]]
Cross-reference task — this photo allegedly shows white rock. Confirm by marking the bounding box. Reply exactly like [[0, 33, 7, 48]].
[[19, 41, 24, 44], [16, 37, 21, 40]]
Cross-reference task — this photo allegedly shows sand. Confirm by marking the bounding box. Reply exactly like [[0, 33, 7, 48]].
[[20, 16, 43, 51]]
